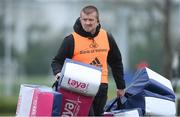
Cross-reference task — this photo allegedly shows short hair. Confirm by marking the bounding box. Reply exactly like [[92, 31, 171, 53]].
[[80, 5, 99, 20]]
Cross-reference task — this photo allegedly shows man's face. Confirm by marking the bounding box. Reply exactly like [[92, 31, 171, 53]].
[[80, 11, 99, 34]]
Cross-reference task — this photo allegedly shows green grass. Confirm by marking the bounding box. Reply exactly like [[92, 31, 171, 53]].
[[108, 77, 116, 100], [0, 97, 18, 116]]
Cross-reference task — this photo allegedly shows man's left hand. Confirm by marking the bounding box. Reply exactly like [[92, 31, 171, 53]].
[[116, 89, 125, 97]]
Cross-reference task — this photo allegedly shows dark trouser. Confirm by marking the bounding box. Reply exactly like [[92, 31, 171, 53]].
[[88, 83, 108, 116]]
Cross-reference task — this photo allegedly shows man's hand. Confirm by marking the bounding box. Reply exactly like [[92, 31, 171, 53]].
[[116, 89, 125, 97], [55, 72, 61, 80]]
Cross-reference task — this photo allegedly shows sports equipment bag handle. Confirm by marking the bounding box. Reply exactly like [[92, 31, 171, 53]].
[[52, 74, 63, 91], [105, 96, 127, 112]]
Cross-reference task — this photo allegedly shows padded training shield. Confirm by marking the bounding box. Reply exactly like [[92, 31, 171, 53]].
[[126, 67, 175, 100], [125, 67, 176, 116], [104, 67, 176, 116], [59, 58, 102, 96], [16, 84, 62, 116], [59, 89, 93, 116]]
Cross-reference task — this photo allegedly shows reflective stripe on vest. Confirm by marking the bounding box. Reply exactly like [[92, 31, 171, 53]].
[[72, 29, 110, 83]]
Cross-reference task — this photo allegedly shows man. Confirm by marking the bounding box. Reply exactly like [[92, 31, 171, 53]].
[[51, 5, 125, 116]]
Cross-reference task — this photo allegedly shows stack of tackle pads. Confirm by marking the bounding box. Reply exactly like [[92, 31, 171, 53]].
[[16, 58, 102, 116], [104, 67, 176, 116], [16, 84, 62, 116], [57, 58, 102, 116]]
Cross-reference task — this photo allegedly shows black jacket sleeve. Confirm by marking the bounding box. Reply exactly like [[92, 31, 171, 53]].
[[107, 32, 126, 89], [51, 34, 74, 75]]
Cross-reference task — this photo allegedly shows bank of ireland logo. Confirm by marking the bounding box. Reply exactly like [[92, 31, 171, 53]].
[[90, 57, 102, 67], [89, 41, 98, 48]]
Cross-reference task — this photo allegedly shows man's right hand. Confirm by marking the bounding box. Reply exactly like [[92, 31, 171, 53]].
[[55, 72, 61, 80]]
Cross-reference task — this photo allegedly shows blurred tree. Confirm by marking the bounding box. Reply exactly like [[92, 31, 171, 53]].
[[19, 24, 50, 76], [129, 4, 164, 74], [0, 16, 4, 57], [163, 0, 173, 80], [128, 0, 174, 80], [18, 24, 67, 76]]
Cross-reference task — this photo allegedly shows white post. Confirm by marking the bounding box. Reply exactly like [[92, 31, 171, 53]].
[[4, 0, 13, 96], [116, 8, 130, 71]]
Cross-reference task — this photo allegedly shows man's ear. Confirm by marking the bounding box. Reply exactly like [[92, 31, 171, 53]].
[[97, 18, 99, 23]]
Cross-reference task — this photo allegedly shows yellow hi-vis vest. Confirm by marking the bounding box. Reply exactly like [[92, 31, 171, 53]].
[[72, 29, 110, 83]]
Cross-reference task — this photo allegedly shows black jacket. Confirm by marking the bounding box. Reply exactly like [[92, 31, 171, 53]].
[[51, 18, 125, 89]]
